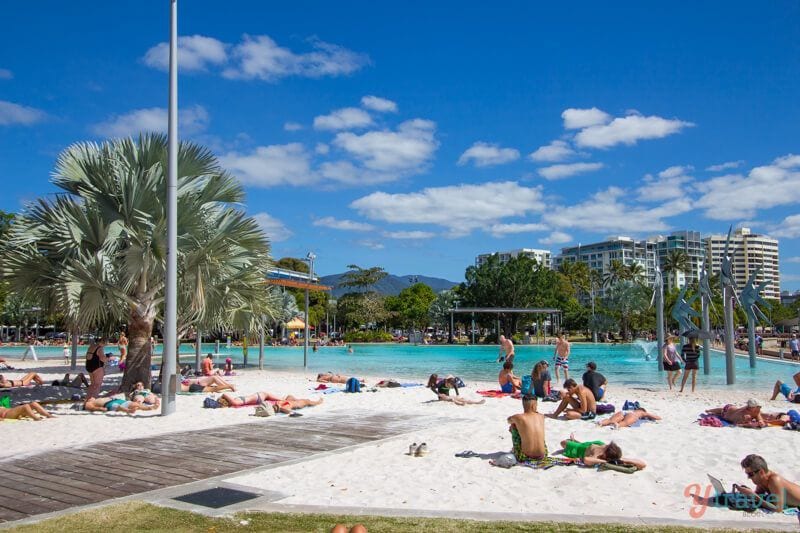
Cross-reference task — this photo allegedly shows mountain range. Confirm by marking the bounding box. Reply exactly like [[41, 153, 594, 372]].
[[319, 272, 459, 298]]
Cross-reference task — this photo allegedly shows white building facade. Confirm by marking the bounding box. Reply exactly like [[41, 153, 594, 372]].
[[704, 227, 781, 300], [475, 248, 552, 269]]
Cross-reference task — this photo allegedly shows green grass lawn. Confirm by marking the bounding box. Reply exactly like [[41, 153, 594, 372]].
[[3, 501, 777, 533]]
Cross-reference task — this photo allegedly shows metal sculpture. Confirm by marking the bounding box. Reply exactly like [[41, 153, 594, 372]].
[[739, 267, 771, 368], [650, 266, 665, 372], [720, 226, 737, 385], [670, 286, 701, 338], [698, 262, 713, 374]]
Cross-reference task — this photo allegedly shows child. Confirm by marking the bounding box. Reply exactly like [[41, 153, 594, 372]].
[[224, 357, 235, 376]]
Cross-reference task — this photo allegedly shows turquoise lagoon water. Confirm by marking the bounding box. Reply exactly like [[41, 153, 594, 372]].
[[3, 341, 796, 390]]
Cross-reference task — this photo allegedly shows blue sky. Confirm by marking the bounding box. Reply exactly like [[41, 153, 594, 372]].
[[2, 2, 800, 289]]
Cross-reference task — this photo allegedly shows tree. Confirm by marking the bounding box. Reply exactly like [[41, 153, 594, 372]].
[[3, 134, 275, 391], [275, 257, 309, 274], [429, 290, 459, 331], [339, 265, 388, 292], [602, 281, 650, 340], [663, 250, 690, 291], [603, 259, 627, 288], [385, 283, 436, 331], [624, 262, 646, 285]]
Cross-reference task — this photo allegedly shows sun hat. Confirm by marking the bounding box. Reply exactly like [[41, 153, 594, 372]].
[[746, 398, 761, 408]]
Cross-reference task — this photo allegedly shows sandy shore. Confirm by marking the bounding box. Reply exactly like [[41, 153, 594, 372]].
[[2, 358, 799, 526]]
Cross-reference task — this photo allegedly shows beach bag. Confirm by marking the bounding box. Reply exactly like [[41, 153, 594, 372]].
[[788, 410, 800, 424], [455, 377, 466, 388], [520, 375, 534, 396], [254, 404, 275, 417], [596, 404, 615, 414], [0, 395, 9, 408], [203, 397, 222, 409], [345, 377, 361, 393]]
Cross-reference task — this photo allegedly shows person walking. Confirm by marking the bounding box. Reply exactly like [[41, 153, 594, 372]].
[[84, 336, 107, 399], [679, 336, 700, 393], [662, 336, 682, 390]]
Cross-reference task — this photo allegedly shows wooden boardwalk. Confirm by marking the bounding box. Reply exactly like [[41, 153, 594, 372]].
[[0, 409, 455, 523]]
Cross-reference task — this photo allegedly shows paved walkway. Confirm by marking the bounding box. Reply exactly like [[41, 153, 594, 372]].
[[0, 409, 454, 524]]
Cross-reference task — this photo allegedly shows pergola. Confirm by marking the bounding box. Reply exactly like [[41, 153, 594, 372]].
[[446, 307, 562, 344]]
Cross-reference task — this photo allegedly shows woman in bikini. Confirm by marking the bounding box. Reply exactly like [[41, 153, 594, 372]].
[[180, 375, 236, 393], [84, 337, 107, 399], [427, 374, 485, 406], [0, 372, 44, 388], [597, 407, 661, 429], [129, 381, 160, 407], [0, 401, 54, 421], [217, 391, 323, 413]]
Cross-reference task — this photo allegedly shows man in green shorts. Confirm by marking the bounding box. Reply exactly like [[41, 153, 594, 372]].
[[508, 395, 546, 461]]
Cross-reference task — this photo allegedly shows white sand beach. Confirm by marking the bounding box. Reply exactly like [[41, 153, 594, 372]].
[[2, 357, 800, 527]]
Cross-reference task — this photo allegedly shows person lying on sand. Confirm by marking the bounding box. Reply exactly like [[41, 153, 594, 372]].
[[0, 401, 54, 421], [706, 399, 766, 428], [218, 392, 322, 414], [0, 372, 44, 388], [598, 407, 661, 429], [548, 379, 597, 420], [692, 454, 800, 512], [317, 373, 363, 385], [557, 433, 647, 469], [83, 396, 157, 415], [51, 373, 90, 388], [508, 395, 547, 461], [770, 371, 800, 403], [129, 381, 160, 407], [181, 375, 236, 393], [427, 374, 484, 406]]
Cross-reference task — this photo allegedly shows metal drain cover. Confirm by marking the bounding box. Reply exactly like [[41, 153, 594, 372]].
[[173, 487, 260, 508]]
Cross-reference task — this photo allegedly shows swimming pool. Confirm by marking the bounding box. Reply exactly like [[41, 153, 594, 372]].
[[4, 341, 795, 390]]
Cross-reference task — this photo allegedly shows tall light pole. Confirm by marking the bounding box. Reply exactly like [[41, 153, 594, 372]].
[[304, 252, 316, 369], [161, 0, 179, 415]]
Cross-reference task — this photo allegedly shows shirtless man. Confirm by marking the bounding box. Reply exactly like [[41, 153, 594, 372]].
[[498, 362, 521, 393], [598, 407, 661, 429], [553, 333, 570, 381], [770, 371, 800, 402], [693, 454, 800, 512], [706, 399, 766, 428], [498, 335, 515, 364], [317, 373, 364, 385], [508, 395, 547, 460], [548, 379, 596, 420], [558, 433, 647, 469]]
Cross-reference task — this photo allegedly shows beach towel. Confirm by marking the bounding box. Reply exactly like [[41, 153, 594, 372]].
[[477, 390, 521, 398], [698, 414, 729, 427], [519, 456, 578, 470], [400, 383, 423, 388]]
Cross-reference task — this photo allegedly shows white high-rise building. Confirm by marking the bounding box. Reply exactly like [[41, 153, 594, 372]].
[[475, 248, 552, 269], [649, 230, 705, 291], [704, 227, 780, 300]]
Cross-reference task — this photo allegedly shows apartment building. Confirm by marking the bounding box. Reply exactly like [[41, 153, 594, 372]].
[[475, 248, 552, 269], [704, 227, 781, 300], [650, 230, 705, 291]]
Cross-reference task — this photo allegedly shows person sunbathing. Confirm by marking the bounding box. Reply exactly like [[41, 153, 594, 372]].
[[706, 399, 766, 428], [83, 396, 157, 414], [548, 379, 597, 420], [0, 401, 54, 421], [770, 371, 800, 402], [181, 375, 236, 392], [427, 374, 484, 406], [508, 395, 547, 461], [317, 373, 363, 385], [0, 372, 44, 388], [692, 454, 800, 512], [598, 407, 661, 429], [218, 391, 323, 413], [129, 381, 160, 407], [51, 373, 90, 388], [558, 433, 647, 469]]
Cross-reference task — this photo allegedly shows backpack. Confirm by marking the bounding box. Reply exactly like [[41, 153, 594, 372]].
[[203, 397, 222, 408], [596, 404, 616, 414], [520, 375, 534, 396], [345, 377, 361, 393]]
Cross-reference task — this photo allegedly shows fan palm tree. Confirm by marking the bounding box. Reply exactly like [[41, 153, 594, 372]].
[[624, 262, 646, 285], [603, 259, 627, 288], [2, 134, 275, 391], [663, 249, 690, 291], [274, 289, 301, 341]]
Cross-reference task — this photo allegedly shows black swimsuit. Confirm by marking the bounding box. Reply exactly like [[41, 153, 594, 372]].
[[85, 346, 104, 373]]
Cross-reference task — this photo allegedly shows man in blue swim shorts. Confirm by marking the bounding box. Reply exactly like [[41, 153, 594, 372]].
[[553, 332, 571, 381], [770, 371, 800, 403]]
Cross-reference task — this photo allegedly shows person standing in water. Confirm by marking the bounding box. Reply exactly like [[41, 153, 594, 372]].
[[662, 336, 683, 390], [498, 335, 515, 364], [553, 333, 570, 381], [679, 336, 700, 393]]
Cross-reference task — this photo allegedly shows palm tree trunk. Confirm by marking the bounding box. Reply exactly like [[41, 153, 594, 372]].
[[120, 311, 155, 392]]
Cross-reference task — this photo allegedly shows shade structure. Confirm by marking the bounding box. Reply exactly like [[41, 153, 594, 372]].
[[285, 317, 306, 330]]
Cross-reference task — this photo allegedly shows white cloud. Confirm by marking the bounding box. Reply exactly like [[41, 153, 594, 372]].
[[313, 216, 374, 232], [543, 187, 690, 234], [562, 107, 611, 129], [90, 105, 209, 137], [785, 256, 800, 264], [252, 212, 292, 242], [487, 223, 548, 237], [0, 69, 13, 80], [143, 35, 228, 72], [351, 181, 545, 235], [357, 240, 385, 250], [706, 160, 744, 172], [694, 154, 800, 220], [315, 143, 330, 155], [771, 214, 800, 239], [332, 118, 438, 176], [0, 100, 46, 126], [539, 231, 572, 245], [223, 35, 369, 81], [220, 143, 315, 187], [457, 142, 520, 167], [529, 140, 577, 162], [637, 165, 694, 202], [361, 95, 397, 113], [574, 114, 693, 149], [313, 107, 373, 131], [538, 162, 603, 180], [383, 230, 435, 239], [284, 122, 303, 131]]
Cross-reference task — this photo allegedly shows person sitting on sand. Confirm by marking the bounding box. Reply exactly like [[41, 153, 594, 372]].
[[706, 399, 767, 428], [218, 391, 323, 414], [598, 407, 661, 429], [558, 433, 647, 469], [530, 360, 552, 399], [83, 396, 157, 415], [692, 454, 800, 512], [427, 374, 485, 406], [180, 375, 236, 393], [0, 372, 44, 388], [0, 401, 54, 421], [498, 361, 521, 393], [770, 371, 800, 403], [508, 395, 547, 461], [51, 373, 90, 388], [548, 379, 597, 420], [201, 353, 223, 376], [129, 381, 160, 407], [582, 361, 607, 401], [317, 373, 364, 385]]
